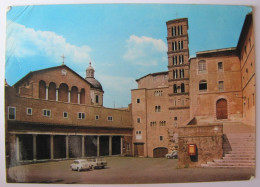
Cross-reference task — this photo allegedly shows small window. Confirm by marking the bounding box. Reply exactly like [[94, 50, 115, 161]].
[[181, 83, 185, 93], [127, 143, 130, 151], [218, 81, 224, 91], [218, 62, 223, 72], [95, 115, 99, 120], [174, 116, 177, 120], [199, 80, 207, 91], [43, 109, 51, 117], [198, 60, 206, 73], [8, 107, 16, 120], [173, 84, 177, 93], [27, 108, 32, 115], [179, 55, 184, 64], [159, 136, 164, 141], [155, 105, 161, 112], [63, 112, 68, 118], [137, 118, 141, 123], [173, 56, 177, 65], [108, 116, 113, 121], [95, 95, 99, 103], [78, 112, 85, 119], [136, 98, 140, 103], [172, 26, 176, 36]]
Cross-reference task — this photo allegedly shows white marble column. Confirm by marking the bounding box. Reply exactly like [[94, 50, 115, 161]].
[[121, 137, 123, 156], [50, 135, 54, 160], [56, 89, 59, 101], [78, 92, 81, 104], [97, 136, 100, 157], [45, 86, 49, 100], [82, 136, 85, 158], [33, 135, 37, 161], [68, 90, 71, 103], [109, 136, 112, 156], [66, 136, 69, 159], [16, 136, 20, 162]]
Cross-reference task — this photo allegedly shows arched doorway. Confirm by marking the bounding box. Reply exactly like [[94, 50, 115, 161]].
[[153, 147, 168, 158], [216, 98, 228, 119]]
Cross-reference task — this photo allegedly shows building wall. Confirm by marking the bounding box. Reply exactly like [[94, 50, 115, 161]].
[[239, 15, 255, 126], [189, 54, 243, 121], [6, 87, 132, 129], [137, 73, 168, 89], [16, 66, 92, 105]]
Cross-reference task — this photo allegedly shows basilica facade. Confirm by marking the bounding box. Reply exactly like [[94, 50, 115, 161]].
[[5, 12, 255, 168]]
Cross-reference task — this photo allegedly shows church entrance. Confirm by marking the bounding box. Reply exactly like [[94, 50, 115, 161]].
[[216, 98, 228, 119]]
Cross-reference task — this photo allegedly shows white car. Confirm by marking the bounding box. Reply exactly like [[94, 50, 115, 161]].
[[86, 157, 107, 169], [165, 150, 178, 159], [70, 159, 94, 172]]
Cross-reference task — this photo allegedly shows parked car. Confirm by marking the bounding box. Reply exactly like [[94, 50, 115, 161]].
[[165, 150, 178, 159], [86, 157, 107, 169], [70, 159, 94, 172]]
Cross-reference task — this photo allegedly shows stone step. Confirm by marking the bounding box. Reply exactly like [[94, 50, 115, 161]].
[[207, 162, 255, 167], [224, 154, 255, 158], [201, 164, 255, 168], [223, 145, 255, 149], [225, 151, 255, 154], [223, 157, 255, 161], [213, 159, 255, 163]]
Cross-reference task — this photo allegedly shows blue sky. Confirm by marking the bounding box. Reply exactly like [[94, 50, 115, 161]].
[[5, 4, 252, 108]]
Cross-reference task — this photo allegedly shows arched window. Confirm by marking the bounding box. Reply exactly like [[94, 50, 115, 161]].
[[173, 70, 178, 79], [198, 60, 206, 73], [95, 95, 99, 103], [173, 84, 177, 93], [58, 83, 69, 102], [70, 86, 78, 103], [48, 82, 56, 101], [172, 26, 176, 36], [80, 88, 85, 104], [199, 80, 207, 91], [39, 80, 46, 99], [179, 69, 184, 78], [181, 83, 185, 93]]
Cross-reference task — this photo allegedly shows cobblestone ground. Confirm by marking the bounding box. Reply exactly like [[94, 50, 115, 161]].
[[6, 157, 255, 184]]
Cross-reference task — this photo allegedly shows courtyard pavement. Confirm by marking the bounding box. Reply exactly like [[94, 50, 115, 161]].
[[6, 156, 255, 184]]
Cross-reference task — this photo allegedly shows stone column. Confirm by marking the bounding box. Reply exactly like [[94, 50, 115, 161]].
[[33, 135, 37, 161], [45, 86, 49, 100], [66, 135, 69, 159], [109, 136, 112, 156], [56, 89, 59, 101], [16, 135, 20, 162], [97, 136, 100, 157], [78, 92, 81, 104], [82, 136, 85, 158], [68, 90, 71, 103], [121, 136, 123, 156], [50, 135, 54, 160]]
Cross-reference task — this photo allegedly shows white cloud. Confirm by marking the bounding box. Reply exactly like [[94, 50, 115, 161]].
[[6, 21, 91, 64], [123, 35, 167, 66]]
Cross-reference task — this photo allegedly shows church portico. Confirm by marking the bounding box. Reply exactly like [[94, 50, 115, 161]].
[[11, 131, 129, 164]]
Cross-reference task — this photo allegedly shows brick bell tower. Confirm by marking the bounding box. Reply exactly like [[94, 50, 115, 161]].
[[166, 18, 190, 128]]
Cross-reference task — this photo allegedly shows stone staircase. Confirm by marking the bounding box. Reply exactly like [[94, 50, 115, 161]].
[[201, 123, 255, 168]]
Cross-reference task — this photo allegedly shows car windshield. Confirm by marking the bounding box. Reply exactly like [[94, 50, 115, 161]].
[[74, 161, 79, 164]]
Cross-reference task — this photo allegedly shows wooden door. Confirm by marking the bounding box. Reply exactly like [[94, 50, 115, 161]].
[[153, 147, 168, 158], [216, 99, 228, 119], [134, 143, 144, 157]]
